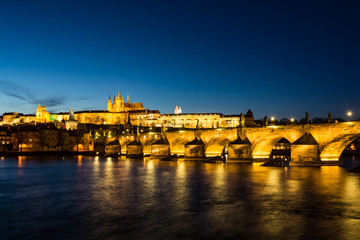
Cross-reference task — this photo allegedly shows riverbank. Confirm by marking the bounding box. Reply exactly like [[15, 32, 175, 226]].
[[0, 151, 95, 157]]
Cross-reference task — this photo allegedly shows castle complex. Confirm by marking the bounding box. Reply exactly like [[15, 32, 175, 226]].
[[0, 89, 254, 128]]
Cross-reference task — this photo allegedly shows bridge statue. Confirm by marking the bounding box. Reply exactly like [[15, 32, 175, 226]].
[[240, 113, 246, 128], [328, 112, 332, 123], [306, 111, 309, 124], [264, 115, 268, 126], [161, 122, 166, 139]]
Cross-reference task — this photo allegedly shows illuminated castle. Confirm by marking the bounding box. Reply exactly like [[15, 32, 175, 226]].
[[107, 89, 145, 112], [1, 89, 253, 128]]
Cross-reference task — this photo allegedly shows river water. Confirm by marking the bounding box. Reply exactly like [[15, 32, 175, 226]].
[[0, 156, 360, 240]]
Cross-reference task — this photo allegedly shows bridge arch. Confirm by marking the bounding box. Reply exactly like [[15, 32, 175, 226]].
[[205, 136, 230, 156], [169, 137, 192, 155], [119, 137, 133, 154], [252, 134, 291, 159], [320, 134, 360, 161]]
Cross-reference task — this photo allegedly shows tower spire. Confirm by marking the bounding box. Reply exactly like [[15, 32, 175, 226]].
[[127, 94, 129, 103], [118, 88, 121, 99], [107, 94, 113, 111]]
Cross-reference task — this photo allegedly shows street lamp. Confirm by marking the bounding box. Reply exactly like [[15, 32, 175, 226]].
[[290, 118, 295, 124], [347, 111, 352, 121], [270, 117, 275, 125]]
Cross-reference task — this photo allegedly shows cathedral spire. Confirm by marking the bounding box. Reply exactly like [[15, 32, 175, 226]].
[[127, 94, 129, 103], [118, 88, 121, 99], [107, 94, 113, 111]]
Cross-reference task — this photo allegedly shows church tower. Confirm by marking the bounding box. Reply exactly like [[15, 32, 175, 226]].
[[36, 101, 42, 119], [107, 94, 113, 112], [35, 101, 50, 123], [113, 88, 124, 112]]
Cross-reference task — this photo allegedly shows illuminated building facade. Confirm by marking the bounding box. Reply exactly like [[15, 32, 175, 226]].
[[145, 109, 255, 128], [36, 102, 50, 123], [0, 89, 254, 128]]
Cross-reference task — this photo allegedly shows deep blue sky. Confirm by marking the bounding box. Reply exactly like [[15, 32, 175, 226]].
[[1, 0, 360, 120]]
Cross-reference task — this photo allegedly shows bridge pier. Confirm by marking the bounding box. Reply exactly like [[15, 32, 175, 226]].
[[126, 140, 143, 158], [290, 133, 322, 166], [184, 138, 205, 159], [151, 138, 170, 158], [228, 137, 252, 161]]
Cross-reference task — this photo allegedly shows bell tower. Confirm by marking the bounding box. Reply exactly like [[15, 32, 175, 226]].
[[36, 101, 42, 119]]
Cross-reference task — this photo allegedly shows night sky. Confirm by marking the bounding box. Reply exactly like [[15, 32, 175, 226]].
[[1, 0, 359, 120]]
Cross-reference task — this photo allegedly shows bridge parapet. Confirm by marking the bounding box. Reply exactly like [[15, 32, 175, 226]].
[[112, 122, 360, 165]]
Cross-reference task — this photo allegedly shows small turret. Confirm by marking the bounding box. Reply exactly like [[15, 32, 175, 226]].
[[37, 101, 41, 111]]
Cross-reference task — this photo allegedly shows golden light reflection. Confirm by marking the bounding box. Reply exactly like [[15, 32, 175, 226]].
[[266, 169, 282, 193], [104, 157, 114, 186], [317, 166, 343, 195], [174, 160, 189, 211], [77, 155, 83, 166], [93, 156, 100, 171], [214, 163, 226, 188], [144, 159, 154, 172], [251, 162, 264, 171], [18, 156, 23, 168], [320, 166, 341, 175], [344, 174, 360, 200], [143, 159, 156, 199]]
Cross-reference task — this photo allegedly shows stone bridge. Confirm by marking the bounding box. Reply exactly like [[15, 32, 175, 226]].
[[113, 122, 360, 165]]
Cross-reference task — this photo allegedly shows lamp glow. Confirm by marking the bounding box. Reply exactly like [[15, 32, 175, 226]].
[[347, 111, 352, 121]]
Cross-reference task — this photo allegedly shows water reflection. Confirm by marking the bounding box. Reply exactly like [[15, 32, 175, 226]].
[[77, 155, 83, 166], [0, 157, 359, 239], [17, 156, 23, 168]]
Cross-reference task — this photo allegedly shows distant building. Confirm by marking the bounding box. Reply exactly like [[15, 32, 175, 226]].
[[2, 112, 36, 125], [36, 102, 50, 123], [0, 89, 256, 129], [71, 89, 159, 125], [0, 127, 11, 152], [10, 124, 93, 152], [146, 109, 255, 128], [174, 106, 182, 114]]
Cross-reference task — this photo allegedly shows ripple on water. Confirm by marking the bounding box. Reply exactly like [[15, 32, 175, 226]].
[[0, 156, 359, 240]]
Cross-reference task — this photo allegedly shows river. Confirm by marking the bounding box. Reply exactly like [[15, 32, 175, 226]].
[[0, 156, 359, 240]]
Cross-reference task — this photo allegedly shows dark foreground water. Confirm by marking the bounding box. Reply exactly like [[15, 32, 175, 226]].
[[0, 156, 360, 240]]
